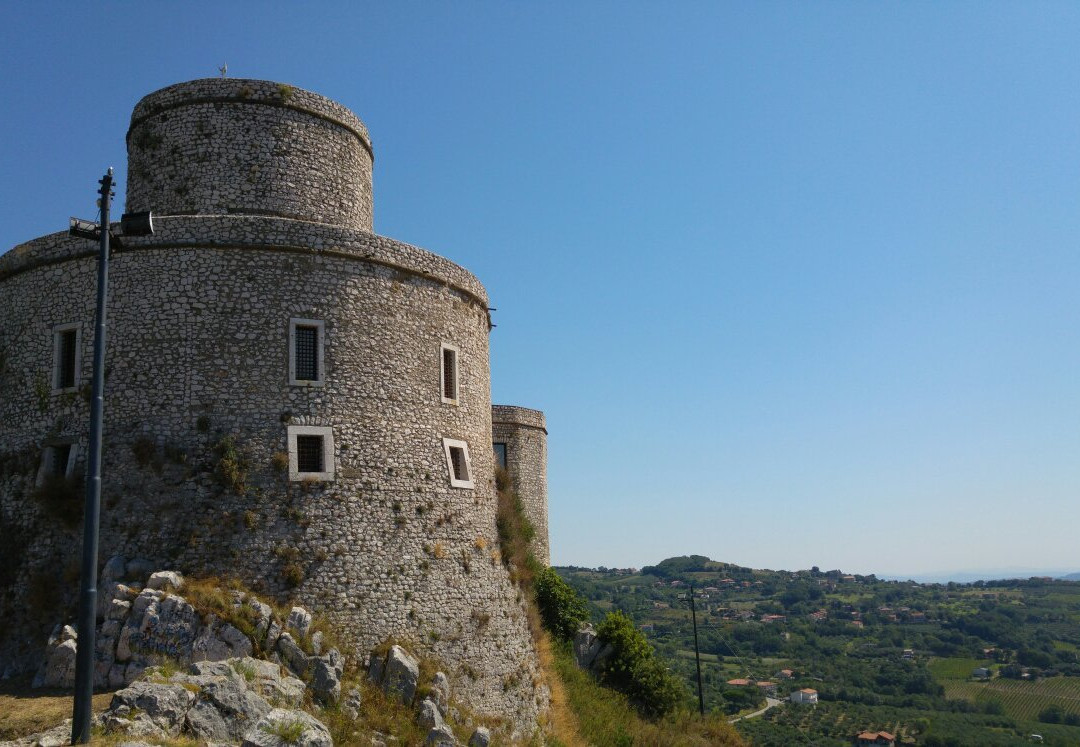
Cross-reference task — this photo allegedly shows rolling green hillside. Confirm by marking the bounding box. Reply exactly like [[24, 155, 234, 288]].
[[557, 557, 1080, 745]]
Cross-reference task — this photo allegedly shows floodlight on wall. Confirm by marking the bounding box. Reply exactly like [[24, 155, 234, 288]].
[[69, 217, 100, 240], [120, 210, 154, 237]]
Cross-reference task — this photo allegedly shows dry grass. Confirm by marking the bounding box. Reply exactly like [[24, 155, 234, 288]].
[[535, 630, 586, 746], [182, 576, 343, 660], [0, 677, 112, 740]]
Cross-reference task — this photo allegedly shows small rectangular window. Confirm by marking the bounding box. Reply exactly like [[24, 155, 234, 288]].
[[51, 444, 72, 477], [295, 327, 319, 381], [289, 319, 325, 386], [493, 442, 507, 470], [287, 425, 335, 481], [440, 344, 459, 404], [296, 435, 324, 473], [52, 324, 81, 391], [442, 437, 473, 488], [36, 443, 78, 485]]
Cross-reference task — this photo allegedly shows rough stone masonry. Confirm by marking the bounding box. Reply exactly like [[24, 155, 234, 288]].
[[0, 78, 550, 731]]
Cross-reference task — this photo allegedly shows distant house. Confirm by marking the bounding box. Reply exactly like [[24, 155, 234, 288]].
[[778, 669, 795, 679], [726, 678, 752, 687], [761, 614, 787, 624], [855, 731, 895, 746], [652, 601, 670, 609], [809, 609, 828, 622], [909, 611, 927, 623], [972, 667, 991, 680], [841, 574, 856, 582], [790, 688, 818, 705], [755, 681, 777, 697], [901, 649, 915, 661], [851, 620, 864, 629]]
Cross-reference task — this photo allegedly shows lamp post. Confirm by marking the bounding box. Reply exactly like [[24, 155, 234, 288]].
[[68, 169, 153, 744]]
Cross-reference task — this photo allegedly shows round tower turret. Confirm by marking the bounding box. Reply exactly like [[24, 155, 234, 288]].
[[492, 405, 549, 565], [125, 78, 374, 230]]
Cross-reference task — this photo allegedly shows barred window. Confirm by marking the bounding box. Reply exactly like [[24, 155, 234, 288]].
[[286, 425, 334, 481], [296, 435, 324, 473], [440, 344, 459, 404], [442, 438, 473, 488], [289, 319, 324, 386], [36, 442, 77, 485], [450, 446, 466, 480], [294, 326, 319, 381]]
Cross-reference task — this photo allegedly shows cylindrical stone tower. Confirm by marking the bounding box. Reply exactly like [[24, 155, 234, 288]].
[[125, 79, 374, 229], [0, 79, 545, 730], [491, 406, 549, 565]]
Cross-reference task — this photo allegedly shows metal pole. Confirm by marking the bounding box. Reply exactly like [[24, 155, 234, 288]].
[[690, 582, 705, 716], [71, 168, 112, 744]]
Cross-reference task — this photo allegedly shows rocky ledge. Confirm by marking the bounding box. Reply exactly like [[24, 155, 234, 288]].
[[16, 559, 499, 746]]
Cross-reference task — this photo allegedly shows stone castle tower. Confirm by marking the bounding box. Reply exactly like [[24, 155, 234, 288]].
[[0, 78, 549, 728]]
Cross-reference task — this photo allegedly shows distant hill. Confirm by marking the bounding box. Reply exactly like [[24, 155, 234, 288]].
[[555, 554, 1080, 744], [1062, 572, 1080, 581]]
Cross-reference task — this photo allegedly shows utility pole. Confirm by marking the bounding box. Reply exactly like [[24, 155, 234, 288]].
[[68, 172, 153, 744], [689, 582, 705, 716], [71, 168, 113, 744]]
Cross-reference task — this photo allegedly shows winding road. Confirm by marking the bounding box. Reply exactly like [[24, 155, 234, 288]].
[[728, 696, 782, 723]]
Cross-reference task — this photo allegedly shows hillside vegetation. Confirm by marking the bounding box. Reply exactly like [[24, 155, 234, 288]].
[[557, 555, 1080, 745]]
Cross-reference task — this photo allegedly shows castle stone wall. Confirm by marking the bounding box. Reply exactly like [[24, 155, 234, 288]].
[[126, 79, 374, 230], [0, 78, 548, 731], [492, 406, 549, 565]]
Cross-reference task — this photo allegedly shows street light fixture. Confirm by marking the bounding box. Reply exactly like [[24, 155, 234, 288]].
[[68, 168, 153, 744]]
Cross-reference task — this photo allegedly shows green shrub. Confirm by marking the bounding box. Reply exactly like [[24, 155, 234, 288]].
[[534, 567, 589, 641], [214, 435, 248, 494], [260, 717, 305, 743], [596, 610, 687, 718]]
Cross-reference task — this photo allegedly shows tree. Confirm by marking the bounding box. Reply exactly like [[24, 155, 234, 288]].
[[534, 567, 589, 641], [596, 610, 687, 718]]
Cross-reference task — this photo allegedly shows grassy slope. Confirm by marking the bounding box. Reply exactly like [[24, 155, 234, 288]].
[[0, 677, 112, 741], [550, 640, 744, 746]]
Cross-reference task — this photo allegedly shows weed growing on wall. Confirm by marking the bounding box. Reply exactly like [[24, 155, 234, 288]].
[[213, 434, 248, 494], [33, 372, 49, 413]]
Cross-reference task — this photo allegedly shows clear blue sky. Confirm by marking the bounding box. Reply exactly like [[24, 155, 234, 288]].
[[3, 3, 1078, 579]]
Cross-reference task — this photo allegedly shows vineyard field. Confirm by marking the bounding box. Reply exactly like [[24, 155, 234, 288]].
[[943, 676, 1080, 721], [928, 656, 993, 680]]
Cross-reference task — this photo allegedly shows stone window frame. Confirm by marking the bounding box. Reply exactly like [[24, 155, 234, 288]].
[[442, 437, 474, 489], [287, 425, 335, 482], [440, 343, 460, 405], [52, 322, 82, 393], [36, 442, 79, 486], [289, 318, 325, 387]]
